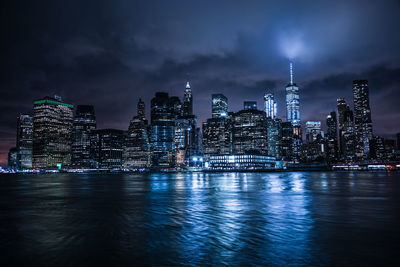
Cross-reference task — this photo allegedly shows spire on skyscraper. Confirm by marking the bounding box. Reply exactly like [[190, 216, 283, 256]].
[[186, 81, 190, 89], [290, 62, 294, 85]]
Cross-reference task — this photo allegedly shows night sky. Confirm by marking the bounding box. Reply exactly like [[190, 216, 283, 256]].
[[1, 0, 400, 166]]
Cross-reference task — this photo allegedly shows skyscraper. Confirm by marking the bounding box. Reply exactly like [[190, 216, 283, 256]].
[[202, 117, 232, 158], [123, 99, 151, 169], [341, 107, 356, 160], [150, 92, 175, 167], [7, 147, 18, 171], [16, 114, 33, 170], [232, 109, 268, 155], [306, 121, 322, 143], [71, 105, 96, 168], [182, 82, 193, 116], [326, 111, 338, 161], [267, 118, 282, 159], [90, 129, 124, 169], [337, 98, 347, 156], [32, 96, 74, 169], [353, 80, 373, 158], [264, 93, 277, 119], [212, 94, 228, 118], [286, 62, 300, 127], [281, 122, 293, 161]]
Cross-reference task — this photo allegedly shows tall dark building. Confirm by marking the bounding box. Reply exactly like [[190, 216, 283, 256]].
[[341, 107, 356, 160], [123, 99, 151, 169], [32, 96, 74, 169], [232, 109, 268, 155], [244, 101, 257, 110], [281, 122, 293, 161], [267, 118, 282, 159], [326, 111, 338, 161], [16, 114, 33, 170], [71, 105, 96, 168], [202, 117, 232, 158], [182, 82, 193, 116], [150, 92, 175, 167], [212, 94, 228, 118], [353, 80, 373, 158], [90, 129, 124, 169], [7, 147, 18, 171], [337, 98, 347, 156]]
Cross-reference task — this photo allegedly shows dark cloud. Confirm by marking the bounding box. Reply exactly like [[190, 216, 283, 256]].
[[0, 0, 400, 166]]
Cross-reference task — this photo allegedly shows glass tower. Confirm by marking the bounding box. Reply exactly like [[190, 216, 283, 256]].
[[264, 93, 277, 119], [285, 62, 300, 127]]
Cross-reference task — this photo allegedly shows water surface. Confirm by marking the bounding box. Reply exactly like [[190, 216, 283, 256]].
[[1, 172, 399, 266]]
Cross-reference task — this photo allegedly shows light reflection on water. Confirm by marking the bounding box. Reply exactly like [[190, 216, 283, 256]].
[[0, 171, 399, 266]]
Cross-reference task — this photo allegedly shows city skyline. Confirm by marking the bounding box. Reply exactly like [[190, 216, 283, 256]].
[[1, 0, 400, 166]]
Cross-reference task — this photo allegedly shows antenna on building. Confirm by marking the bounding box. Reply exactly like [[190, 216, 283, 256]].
[[290, 62, 294, 85]]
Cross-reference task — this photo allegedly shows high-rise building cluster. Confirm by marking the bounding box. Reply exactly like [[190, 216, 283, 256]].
[[6, 64, 400, 171]]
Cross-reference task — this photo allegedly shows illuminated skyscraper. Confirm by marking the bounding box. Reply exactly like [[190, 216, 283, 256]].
[[32, 96, 74, 169], [286, 62, 300, 127], [326, 111, 338, 161], [150, 92, 175, 167], [123, 99, 150, 169], [267, 118, 282, 159], [353, 80, 373, 158], [182, 82, 193, 116], [264, 93, 277, 119], [212, 94, 228, 118], [16, 114, 33, 170], [90, 129, 124, 169], [71, 105, 96, 168]]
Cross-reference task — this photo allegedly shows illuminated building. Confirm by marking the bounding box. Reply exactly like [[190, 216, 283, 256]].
[[341, 106, 356, 160], [202, 117, 232, 159], [264, 93, 277, 119], [353, 80, 373, 158], [7, 147, 18, 171], [123, 99, 151, 169], [71, 105, 96, 168], [267, 118, 282, 159], [90, 129, 124, 169], [326, 112, 338, 161], [371, 136, 385, 160], [150, 92, 175, 167], [281, 122, 293, 161], [337, 98, 347, 156], [212, 94, 228, 118], [182, 82, 193, 116], [244, 101, 257, 110], [305, 121, 325, 161], [286, 62, 300, 127], [206, 154, 277, 170], [232, 109, 268, 155], [16, 114, 33, 170], [32, 96, 74, 169]]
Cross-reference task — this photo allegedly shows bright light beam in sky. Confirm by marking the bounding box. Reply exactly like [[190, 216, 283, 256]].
[[279, 31, 305, 60]]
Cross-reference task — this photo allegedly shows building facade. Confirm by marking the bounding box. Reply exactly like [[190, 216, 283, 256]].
[[90, 129, 124, 169], [264, 93, 277, 119], [212, 94, 228, 118], [353, 80, 373, 158], [326, 111, 338, 161], [16, 114, 33, 170], [267, 118, 282, 159], [71, 105, 96, 168], [32, 97, 74, 169]]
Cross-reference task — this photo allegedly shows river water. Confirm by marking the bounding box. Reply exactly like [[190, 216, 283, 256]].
[[1, 172, 399, 266]]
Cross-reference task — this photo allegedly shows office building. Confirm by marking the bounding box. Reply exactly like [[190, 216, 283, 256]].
[[32, 96, 74, 169], [286, 62, 300, 127], [232, 109, 268, 155], [182, 82, 193, 116], [202, 117, 232, 158], [267, 118, 282, 159], [7, 147, 18, 171], [264, 93, 277, 119], [71, 105, 96, 168], [16, 114, 33, 170], [90, 129, 124, 169], [326, 112, 338, 161], [353, 80, 373, 158], [212, 94, 228, 118], [150, 92, 175, 167], [206, 154, 277, 170], [281, 122, 293, 161], [123, 99, 151, 169]]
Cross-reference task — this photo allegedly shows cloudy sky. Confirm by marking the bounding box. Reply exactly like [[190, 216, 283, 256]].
[[1, 0, 400, 166]]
